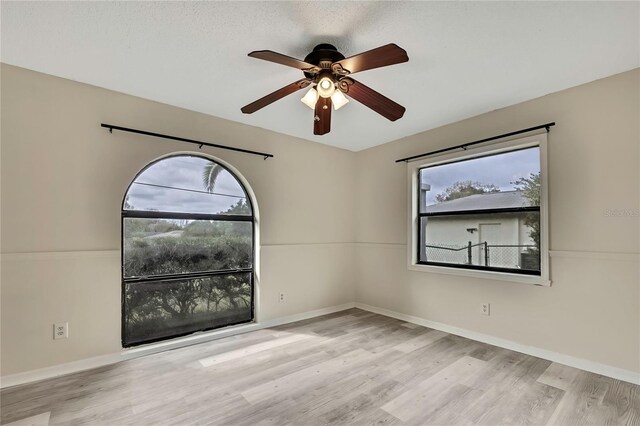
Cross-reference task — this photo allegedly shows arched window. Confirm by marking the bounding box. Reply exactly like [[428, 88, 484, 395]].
[[122, 154, 254, 347]]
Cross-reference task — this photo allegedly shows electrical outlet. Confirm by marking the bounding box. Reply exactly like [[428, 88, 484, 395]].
[[54, 322, 68, 339], [481, 303, 490, 316], [279, 292, 285, 303]]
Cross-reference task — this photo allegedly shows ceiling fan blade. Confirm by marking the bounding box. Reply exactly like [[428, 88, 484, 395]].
[[331, 44, 408, 75], [241, 79, 312, 114], [248, 50, 322, 74], [314, 97, 332, 135], [338, 78, 405, 121]]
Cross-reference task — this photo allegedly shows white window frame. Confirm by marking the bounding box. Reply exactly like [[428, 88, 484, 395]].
[[407, 133, 550, 286]]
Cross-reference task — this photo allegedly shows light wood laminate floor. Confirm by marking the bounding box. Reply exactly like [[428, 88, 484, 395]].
[[1, 309, 638, 425]]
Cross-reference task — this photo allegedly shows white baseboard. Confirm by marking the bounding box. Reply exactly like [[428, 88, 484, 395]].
[[0, 302, 356, 389], [355, 302, 640, 385], [258, 302, 356, 328], [0, 353, 123, 390]]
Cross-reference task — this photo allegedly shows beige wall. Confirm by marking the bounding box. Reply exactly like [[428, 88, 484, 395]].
[[2, 64, 638, 378], [355, 69, 640, 373], [0, 64, 356, 375]]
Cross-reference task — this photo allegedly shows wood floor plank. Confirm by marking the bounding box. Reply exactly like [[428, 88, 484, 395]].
[[480, 381, 564, 425], [602, 378, 640, 425], [454, 352, 554, 424], [468, 343, 500, 362], [240, 348, 375, 404], [198, 332, 314, 367], [546, 371, 617, 425], [421, 384, 485, 425], [2, 412, 50, 426], [387, 334, 484, 385], [381, 356, 487, 422], [537, 362, 583, 391], [1, 308, 637, 426], [391, 329, 449, 353], [313, 379, 405, 424], [400, 322, 419, 329]]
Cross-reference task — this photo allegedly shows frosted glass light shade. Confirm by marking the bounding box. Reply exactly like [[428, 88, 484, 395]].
[[301, 87, 319, 109], [331, 90, 349, 110]]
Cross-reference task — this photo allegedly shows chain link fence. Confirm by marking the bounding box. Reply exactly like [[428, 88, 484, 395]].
[[425, 243, 471, 264], [425, 242, 539, 270]]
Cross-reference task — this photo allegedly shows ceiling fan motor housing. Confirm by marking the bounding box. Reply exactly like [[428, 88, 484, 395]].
[[303, 44, 345, 79]]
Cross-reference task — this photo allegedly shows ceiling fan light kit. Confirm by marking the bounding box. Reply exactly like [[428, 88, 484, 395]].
[[241, 43, 409, 135], [301, 87, 319, 109], [331, 90, 349, 110], [316, 74, 336, 98], [302, 86, 349, 111]]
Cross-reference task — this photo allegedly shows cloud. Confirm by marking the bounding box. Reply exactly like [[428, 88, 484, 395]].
[[126, 156, 249, 215], [420, 147, 539, 205]]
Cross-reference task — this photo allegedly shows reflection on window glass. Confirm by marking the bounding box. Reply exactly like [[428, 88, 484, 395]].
[[124, 273, 252, 345], [418, 147, 541, 274], [124, 219, 252, 278], [420, 212, 540, 271], [419, 147, 540, 212], [124, 156, 251, 215]]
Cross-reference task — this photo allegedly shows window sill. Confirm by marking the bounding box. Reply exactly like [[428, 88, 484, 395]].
[[408, 263, 551, 286], [121, 320, 259, 358]]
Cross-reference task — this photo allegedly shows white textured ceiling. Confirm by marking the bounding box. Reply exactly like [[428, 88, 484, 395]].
[[2, 2, 638, 151]]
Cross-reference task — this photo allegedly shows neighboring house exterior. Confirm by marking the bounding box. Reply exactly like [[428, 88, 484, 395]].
[[422, 191, 537, 269]]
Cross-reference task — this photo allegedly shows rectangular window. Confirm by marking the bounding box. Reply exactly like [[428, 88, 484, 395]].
[[410, 135, 548, 284], [123, 218, 252, 278], [121, 213, 254, 347], [124, 272, 253, 346]]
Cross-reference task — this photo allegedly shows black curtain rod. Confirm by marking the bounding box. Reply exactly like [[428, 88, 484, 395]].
[[101, 123, 274, 160], [395, 122, 555, 163]]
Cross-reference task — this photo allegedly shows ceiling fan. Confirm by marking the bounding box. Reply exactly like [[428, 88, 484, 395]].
[[241, 43, 409, 135]]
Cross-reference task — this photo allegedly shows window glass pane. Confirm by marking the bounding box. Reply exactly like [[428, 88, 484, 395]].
[[124, 218, 252, 278], [123, 273, 252, 346], [125, 156, 251, 215], [419, 147, 540, 214], [419, 211, 541, 272]]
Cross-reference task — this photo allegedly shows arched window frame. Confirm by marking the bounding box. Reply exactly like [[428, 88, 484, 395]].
[[121, 153, 256, 347]]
